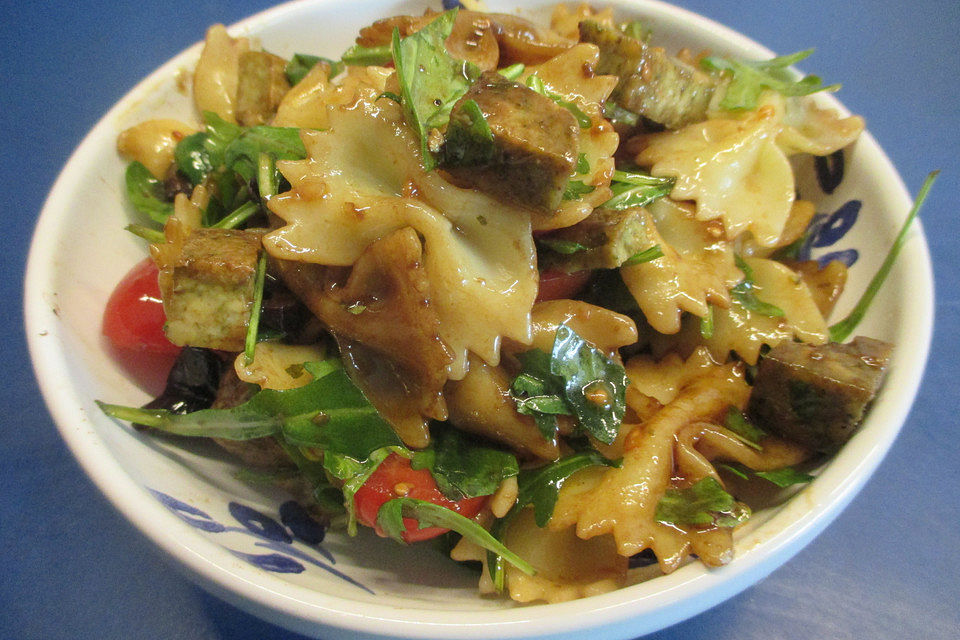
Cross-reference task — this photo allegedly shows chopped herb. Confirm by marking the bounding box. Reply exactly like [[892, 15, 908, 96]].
[[655, 476, 751, 528], [622, 244, 663, 266], [600, 170, 674, 211], [576, 153, 590, 175], [603, 101, 639, 128], [377, 498, 535, 575], [345, 302, 366, 315], [718, 463, 749, 480], [510, 349, 569, 439], [285, 53, 344, 85], [619, 19, 651, 42], [829, 171, 937, 342], [410, 427, 519, 501], [562, 180, 596, 200], [701, 49, 840, 111], [723, 406, 765, 451], [125, 224, 166, 244], [755, 467, 815, 487], [124, 161, 173, 224], [539, 237, 590, 255], [699, 306, 714, 339], [440, 98, 496, 167], [377, 91, 404, 105], [497, 63, 525, 80], [731, 255, 785, 317]]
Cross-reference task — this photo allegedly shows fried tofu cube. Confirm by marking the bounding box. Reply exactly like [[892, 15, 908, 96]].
[[441, 71, 579, 212], [747, 336, 893, 452], [164, 228, 264, 351], [236, 51, 291, 126]]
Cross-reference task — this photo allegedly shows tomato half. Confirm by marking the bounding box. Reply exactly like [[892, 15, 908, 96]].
[[103, 258, 180, 356], [354, 453, 487, 543], [536, 269, 593, 302]]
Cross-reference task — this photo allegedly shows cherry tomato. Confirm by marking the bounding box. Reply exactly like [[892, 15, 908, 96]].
[[354, 453, 487, 543], [536, 269, 593, 302], [103, 258, 180, 356]]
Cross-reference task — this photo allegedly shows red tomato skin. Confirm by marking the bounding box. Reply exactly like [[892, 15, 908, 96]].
[[536, 269, 593, 302], [102, 258, 180, 356], [354, 453, 487, 543]]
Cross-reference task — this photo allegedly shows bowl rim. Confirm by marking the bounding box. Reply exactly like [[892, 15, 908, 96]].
[[24, 0, 935, 638]]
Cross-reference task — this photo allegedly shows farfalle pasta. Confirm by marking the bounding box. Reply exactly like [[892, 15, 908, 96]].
[[99, 1, 901, 606]]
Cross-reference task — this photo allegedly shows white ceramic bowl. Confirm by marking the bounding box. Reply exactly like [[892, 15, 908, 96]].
[[24, 1, 934, 638]]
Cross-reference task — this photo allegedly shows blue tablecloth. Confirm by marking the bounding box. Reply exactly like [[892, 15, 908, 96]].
[[3, 1, 957, 638]]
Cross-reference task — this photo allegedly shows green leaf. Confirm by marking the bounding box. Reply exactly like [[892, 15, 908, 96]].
[[723, 406, 765, 451], [125, 161, 173, 224], [603, 101, 639, 128], [210, 200, 260, 230], [174, 131, 215, 186], [509, 349, 567, 439], [576, 153, 590, 175], [497, 63, 525, 81], [326, 446, 397, 534], [224, 125, 307, 182], [440, 98, 497, 167], [622, 244, 663, 266], [620, 19, 651, 42], [486, 448, 619, 590], [342, 43, 393, 66], [600, 170, 674, 211], [755, 467, 815, 488], [525, 73, 592, 128], [124, 223, 166, 245], [562, 180, 596, 201], [550, 324, 629, 445], [243, 252, 268, 364], [538, 238, 590, 255], [377, 498, 535, 575], [392, 9, 480, 170], [718, 463, 749, 480], [730, 254, 785, 317], [829, 171, 937, 342], [285, 53, 344, 85], [699, 306, 714, 339], [410, 427, 519, 501], [655, 476, 751, 527], [701, 49, 840, 111]]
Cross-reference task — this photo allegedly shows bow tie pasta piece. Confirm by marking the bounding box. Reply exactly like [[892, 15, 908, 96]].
[[636, 106, 795, 247], [264, 96, 537, 379]]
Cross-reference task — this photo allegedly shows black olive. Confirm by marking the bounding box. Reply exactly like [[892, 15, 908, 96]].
[[138, 347, 224, 427]]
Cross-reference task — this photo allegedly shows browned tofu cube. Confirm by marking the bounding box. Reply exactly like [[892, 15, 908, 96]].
[[236, 51, 291, 126], [747, 336, 893, 452], [164, 228, 264, 351], [441, 71, 579, 212]]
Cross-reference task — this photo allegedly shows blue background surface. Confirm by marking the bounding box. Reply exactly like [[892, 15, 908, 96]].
[[3, 1, 957, 638]]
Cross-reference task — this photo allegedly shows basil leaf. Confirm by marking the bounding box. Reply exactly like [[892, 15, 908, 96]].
[[392, 9, 480, 170], [550, 324, 629, 445], [125, 161, 173, 224], [701, 49, 840, 111], [723, 406, 765, 451], [655, 476, 751, 527], [410, 428, 519, 501], [377, 498, 535, 575], [829, 171, 937, 342]]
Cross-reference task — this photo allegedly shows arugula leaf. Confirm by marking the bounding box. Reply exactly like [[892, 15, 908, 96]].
[[723, 406, 765, 451], [562, 180, 596, 201], [377, 498, 535, 575], [285, 53, 344, 85], [440, 98, 496, 167], [342, 43, 393, 66], [125, 161, 173, 224], [510, 349, 568, 439], [243, 251, 268, 364], [497, 62, 525, 81], [755, 467, 815, 487], [655, 476, 751, 528], [538, 237, 589, 255], [125, 224, 165, 244], [410, 427, 519, 501], [731, 255, 785, 317], [326, 446, 397, 534], [392, 9, 480, 170], [600, 170, 675, 211], [224, 125, 307, 182], [829, 171, 937, 342], [524, 73, 591, 128], [718, 463, 749, 480], [174, 132, 214, 186], [603, 101, 639, 128], [699, 306, 714, 339], [701, 49, 840, 111], [550, 325, 629, 445], [622, 244, 664, 266], [486, 448, 619, 590]]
